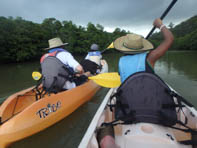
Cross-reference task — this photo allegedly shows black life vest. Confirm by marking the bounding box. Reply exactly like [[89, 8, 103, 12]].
[[40, 51, 74, 93], [80, 59, 101, 75]]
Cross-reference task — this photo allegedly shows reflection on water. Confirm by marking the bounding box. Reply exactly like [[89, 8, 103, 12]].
[[158, 51, 197, 80], [155, 51, 197, 106], [0, 61, 40, 102], [0, 51, 197, 148]]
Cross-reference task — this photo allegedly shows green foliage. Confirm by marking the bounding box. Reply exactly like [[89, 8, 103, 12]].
[[150, 15, 197, 51], [0, 17, 47, 63], [0, 17, 128, 63], [1, 15, 197, 63]]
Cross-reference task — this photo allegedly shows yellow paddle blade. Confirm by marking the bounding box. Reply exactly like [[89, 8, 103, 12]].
[[107, 42, 114, 49], [89, 72, 121, 88], [32, 71, 42, 81]]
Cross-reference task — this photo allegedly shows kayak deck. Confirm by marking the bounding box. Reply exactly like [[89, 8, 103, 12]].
[[105, 107, 194, 148], [79, 88, 197, 148], [0, 86, 36, 123], [0, 60, 108, 148], [0, 80, 100, 148]]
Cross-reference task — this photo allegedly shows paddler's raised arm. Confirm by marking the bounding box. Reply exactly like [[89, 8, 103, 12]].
[[147, 18, 174, 68]]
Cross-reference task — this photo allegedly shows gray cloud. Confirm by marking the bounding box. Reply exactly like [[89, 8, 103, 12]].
[[0, 0, 197, 35]]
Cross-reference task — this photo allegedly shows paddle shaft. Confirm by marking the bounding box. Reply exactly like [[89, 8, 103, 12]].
[[101, 48, 108, 54], [145, 0, 178, 39]]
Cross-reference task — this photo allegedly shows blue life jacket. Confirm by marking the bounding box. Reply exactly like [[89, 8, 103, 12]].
[[49, 48, 65, 53], [119, 52, 148, 82], [88, 51, 101, 56]]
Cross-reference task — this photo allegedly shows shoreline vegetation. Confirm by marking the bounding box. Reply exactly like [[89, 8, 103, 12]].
[[150, 15, 197, 52], [0, 15, 197, 63]]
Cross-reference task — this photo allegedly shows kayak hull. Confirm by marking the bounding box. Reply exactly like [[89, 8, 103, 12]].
[[0, 60, 108, 148], [0, 81, 98, 148]]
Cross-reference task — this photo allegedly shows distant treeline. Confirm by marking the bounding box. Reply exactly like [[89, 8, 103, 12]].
[[0, 16, 128, 63], [1, 15, 197, 63], [150, 15, 197, 51]]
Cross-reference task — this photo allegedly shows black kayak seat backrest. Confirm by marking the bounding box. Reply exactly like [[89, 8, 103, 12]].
[[106, 72, 197, 146], [114, 72, 177, 126]]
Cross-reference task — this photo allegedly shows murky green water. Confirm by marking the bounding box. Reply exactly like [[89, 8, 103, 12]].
[[154, 51, 197, 106], [0, 51, 197, 148]]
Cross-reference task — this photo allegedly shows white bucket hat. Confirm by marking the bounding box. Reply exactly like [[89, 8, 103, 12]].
[[114, 33, 154, 54], [44, 37, 68, 50]]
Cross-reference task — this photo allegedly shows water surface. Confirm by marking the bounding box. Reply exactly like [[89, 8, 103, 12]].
[[0, 51, 197, 148]]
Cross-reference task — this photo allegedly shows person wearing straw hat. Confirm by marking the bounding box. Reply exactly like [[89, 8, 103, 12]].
[[113, 18, 174, 82], [97, 18, 174, 148], [40, 37, 87, 92]]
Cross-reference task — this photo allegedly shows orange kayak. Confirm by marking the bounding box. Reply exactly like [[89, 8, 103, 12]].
[[0, 60, 108, 148]]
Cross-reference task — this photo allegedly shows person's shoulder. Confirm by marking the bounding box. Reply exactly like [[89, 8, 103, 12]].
[[58, 50, 71, 55], [90, 51, 101, 55]]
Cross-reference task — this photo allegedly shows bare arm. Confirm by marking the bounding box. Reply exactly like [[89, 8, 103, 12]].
[[147, 18, 174, 68], [75, 65, 92, 77], [75, 65, 84, 74]]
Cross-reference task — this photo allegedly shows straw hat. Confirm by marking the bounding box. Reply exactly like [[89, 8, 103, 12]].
[[114, 33, 154, 54], [44, 37, 68, 50]]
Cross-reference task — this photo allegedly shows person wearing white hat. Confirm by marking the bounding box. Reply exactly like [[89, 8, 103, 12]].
[[80, 43, 103, 75], [40, 37, 86, 92]]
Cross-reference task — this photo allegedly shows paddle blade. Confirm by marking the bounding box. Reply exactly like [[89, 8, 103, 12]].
[[32, 71, 42, 81], [89, 72, 121, 88], [107, 42, 114, 49]]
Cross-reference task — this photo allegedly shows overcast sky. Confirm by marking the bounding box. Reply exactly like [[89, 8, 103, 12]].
[[0, 0, 197, 36]]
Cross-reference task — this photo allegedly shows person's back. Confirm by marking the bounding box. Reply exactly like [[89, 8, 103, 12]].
[[113, 33, 154, 82], [113, 18, 174, 82], [97, 18, 174, 148], [40, 37, 85, 93], [85, 43, 102, 65], [81, 43, 102, 75]]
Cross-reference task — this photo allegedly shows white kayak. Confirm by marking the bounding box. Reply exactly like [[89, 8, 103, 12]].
[[79, 86, 197, 148]]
